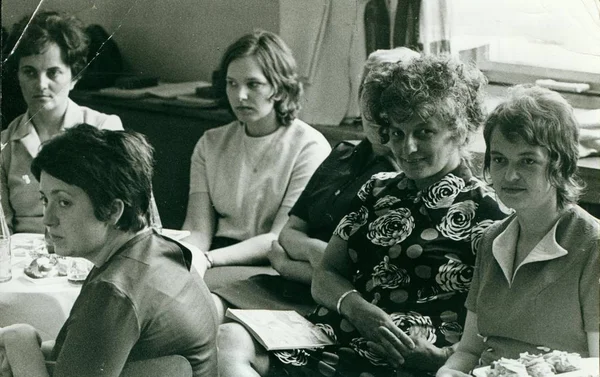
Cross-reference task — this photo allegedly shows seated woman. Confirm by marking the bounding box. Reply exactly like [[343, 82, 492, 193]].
[[209, 47, 421, 319], [437, 85, 599, 377], [0, 11, 123, 234], [182, 30, 330, 270], [218, 54, 509, 377], [0, 124, 217, 377]]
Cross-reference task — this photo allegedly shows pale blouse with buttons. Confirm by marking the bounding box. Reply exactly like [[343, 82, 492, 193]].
[[466, 205, 599, 365], [189, 119, 331, 243], [1, 99, 123, 234]]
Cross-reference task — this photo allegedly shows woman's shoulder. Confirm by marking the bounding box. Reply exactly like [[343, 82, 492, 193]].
[[284, 119, 329, 146], [557, 205, 600, 243], [195, 121, 241, 148], [1, 114, 26, 143], [78, 105, 122, 130], [200, 121, 240, 139]]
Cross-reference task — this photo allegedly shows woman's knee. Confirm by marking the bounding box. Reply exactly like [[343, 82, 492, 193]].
[[1, 324, 40, 345], [218, 322, 253, 352], [218, 323, 270, 375]]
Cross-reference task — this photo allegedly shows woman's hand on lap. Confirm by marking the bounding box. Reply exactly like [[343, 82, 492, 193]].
[[345, 301, 414, 367], [268, 240, 290, 274]]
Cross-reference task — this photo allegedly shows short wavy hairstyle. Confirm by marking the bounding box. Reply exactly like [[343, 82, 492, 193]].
[[217, 29, 302, 127], [31, 124, 155, 232], [483, 84, 583, 209], [360, 54, 487, 158], [9, 11, 89, 78], [358, 47, 420, 100]]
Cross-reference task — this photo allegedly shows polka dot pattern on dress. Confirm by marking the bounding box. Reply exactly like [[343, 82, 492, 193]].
[[389, 289, 409, 303], [389, 244, 402, 258], [421, 228, 438, 240], [406, 244, 423, 258], [415, 265, 432, 279]]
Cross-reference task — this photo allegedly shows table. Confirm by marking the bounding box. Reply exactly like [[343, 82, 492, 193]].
[[0, 229, 191, 341], [0, 233, 81, 341]]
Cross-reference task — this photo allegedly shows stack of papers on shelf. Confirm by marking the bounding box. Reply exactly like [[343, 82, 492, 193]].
[[97, 81, 210, 99], [225, 309, 336, 351], [170, 94, 219, 108]]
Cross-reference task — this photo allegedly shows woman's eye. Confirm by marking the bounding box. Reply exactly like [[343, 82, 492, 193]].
[[47, 69, 60, 79], [416, 129, 434, 139], [21, 69, 36, 78], [522, 158, 536, 165], [40, 196, 48, 206], [390, 130, 403, 139], [58, 200, 71, 208], [491, 157, 505, 164], [225, 80, 237, 87], [248, 82, 262, 89]]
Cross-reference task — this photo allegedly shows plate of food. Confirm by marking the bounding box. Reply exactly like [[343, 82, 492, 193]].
[[472, 352, 599, 377], [23, 255, 69, 284]]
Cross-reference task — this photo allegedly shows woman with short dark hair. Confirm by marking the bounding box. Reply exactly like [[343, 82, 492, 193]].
[[1, 11, 122, 234], [438, 85, 598, 377], [0, 124, 218, 377]]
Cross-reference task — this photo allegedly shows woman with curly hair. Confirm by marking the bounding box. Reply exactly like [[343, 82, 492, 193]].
[[218, 54, 509, 377], [1, 11, 122, 234], [182, 30, 330, 270]]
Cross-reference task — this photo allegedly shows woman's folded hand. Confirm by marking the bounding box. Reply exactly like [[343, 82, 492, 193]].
[[344, 300, 415, 368], [268, 240, 289, 275]]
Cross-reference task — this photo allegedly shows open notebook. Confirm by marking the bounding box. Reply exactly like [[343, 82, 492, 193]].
[[225, 309, 336, 351]]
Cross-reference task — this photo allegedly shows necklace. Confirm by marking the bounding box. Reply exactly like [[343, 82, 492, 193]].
[[242, 125, 281, 173]]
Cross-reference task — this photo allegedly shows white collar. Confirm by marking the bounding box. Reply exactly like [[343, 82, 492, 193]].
[[12, 100, 82, 158], [492, 216, 568, 286]]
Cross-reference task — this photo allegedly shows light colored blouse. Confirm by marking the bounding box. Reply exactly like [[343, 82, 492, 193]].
[[1, 99, 123, 233], [189, 119, 330, 242]]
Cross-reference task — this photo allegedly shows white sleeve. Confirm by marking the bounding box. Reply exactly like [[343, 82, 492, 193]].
[[189, 136, 210, 195], [281, 138, 331, 208]]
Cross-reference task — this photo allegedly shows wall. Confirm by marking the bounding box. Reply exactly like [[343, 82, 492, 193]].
[[1, 0, 279, 82]]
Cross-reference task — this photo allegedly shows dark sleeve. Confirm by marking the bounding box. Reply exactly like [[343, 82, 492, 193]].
[[289, 141, 356, 221], [53, 282, 140, 377]]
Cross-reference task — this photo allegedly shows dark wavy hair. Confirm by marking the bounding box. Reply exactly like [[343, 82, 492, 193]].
[[483, 85, 583, 209], [360, 54, 487, 158], [217, 29, 302, 127], [31, 124, 155, 232], [9, 11, 89, 78]]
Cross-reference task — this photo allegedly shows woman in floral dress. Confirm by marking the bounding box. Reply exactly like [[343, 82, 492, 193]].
[[219, 54, 509, 377]]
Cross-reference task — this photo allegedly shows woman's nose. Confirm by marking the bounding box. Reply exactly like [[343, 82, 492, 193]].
[[36, 73, 50, 90], [42, 205, 57, 227], [402, 135, 418, 155], [237, 86, 249, 101], [504, 163, 520, 181]]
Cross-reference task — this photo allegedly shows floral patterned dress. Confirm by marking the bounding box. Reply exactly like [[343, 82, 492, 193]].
[[272, 163, 508, 377]]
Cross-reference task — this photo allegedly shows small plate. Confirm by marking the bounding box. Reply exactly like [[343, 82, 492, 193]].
[[22, 274, 68, 285], [472, 357, 599, 377]]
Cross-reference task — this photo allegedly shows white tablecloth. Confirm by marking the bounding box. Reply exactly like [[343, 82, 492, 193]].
[[0, 233, 81, 340], [0, 230, 191, 341]]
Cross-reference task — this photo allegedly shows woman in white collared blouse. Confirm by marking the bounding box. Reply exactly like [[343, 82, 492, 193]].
[[1, 11, 122, 234], [438, 85, 599, 377]]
